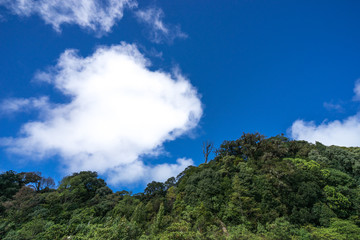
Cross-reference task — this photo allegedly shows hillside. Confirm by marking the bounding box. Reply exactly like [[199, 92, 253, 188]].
[[1, 133, 360, 239]]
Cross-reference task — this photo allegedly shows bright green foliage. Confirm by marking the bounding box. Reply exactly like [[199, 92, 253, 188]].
[[308, 218, 360, 240], [1, 133, 360, 239]]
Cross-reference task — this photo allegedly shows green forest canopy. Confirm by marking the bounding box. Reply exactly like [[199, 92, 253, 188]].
[[1, 133, 360, 239]]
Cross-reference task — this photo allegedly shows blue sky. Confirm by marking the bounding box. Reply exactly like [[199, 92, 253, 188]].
[[1, 0, 360, 191]]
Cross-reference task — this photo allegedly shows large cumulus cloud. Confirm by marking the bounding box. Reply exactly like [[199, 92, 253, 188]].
[[2, 43, 202, 184]]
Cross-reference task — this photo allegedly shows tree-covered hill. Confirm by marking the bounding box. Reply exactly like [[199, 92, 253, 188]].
[[1, 133, 360, 239]]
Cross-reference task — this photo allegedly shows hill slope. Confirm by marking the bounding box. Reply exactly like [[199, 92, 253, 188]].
[[1, 133, 360, 239]]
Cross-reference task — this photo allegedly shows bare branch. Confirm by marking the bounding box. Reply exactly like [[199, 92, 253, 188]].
[[202, 141, 214, 164]]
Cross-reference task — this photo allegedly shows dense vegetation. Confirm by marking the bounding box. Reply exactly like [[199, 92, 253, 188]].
[[1, 133, 360, 239]]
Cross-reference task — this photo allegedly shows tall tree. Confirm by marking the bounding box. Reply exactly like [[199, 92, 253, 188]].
[[202, 140, 214, 164]]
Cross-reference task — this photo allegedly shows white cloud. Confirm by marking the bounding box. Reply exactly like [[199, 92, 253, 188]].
[[3, 42, 202, 184], [290, 81, 360, 147], [0, 0, 137, 34], [135, 8, 187, 44], [0, 1, 188, 42], [290, 116, 360, 147], [108, 158, 193, 185]]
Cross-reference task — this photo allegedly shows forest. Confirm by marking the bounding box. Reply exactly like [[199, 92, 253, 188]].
[[0, 133, 360, 239]]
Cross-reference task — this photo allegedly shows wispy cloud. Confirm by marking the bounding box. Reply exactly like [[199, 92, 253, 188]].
[[2, 43, 202, 185], [135, 7, 187, 44], [0, 0, 137, 34], [290, 80, 360, 147], [1, 97, 49, 114], [323, 102, 343, 112], [0, 1, 188, 42], [353, 79, 360, 101]]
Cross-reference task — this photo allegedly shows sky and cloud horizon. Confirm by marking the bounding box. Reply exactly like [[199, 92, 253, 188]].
[[1, 1, 360, 189]]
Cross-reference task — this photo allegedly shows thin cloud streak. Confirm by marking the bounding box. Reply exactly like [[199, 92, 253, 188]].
[[353, 79, 360, 101], [135, 7, 187, 44], [323, 102, 343, 112], [1, 97, 50, 114]]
